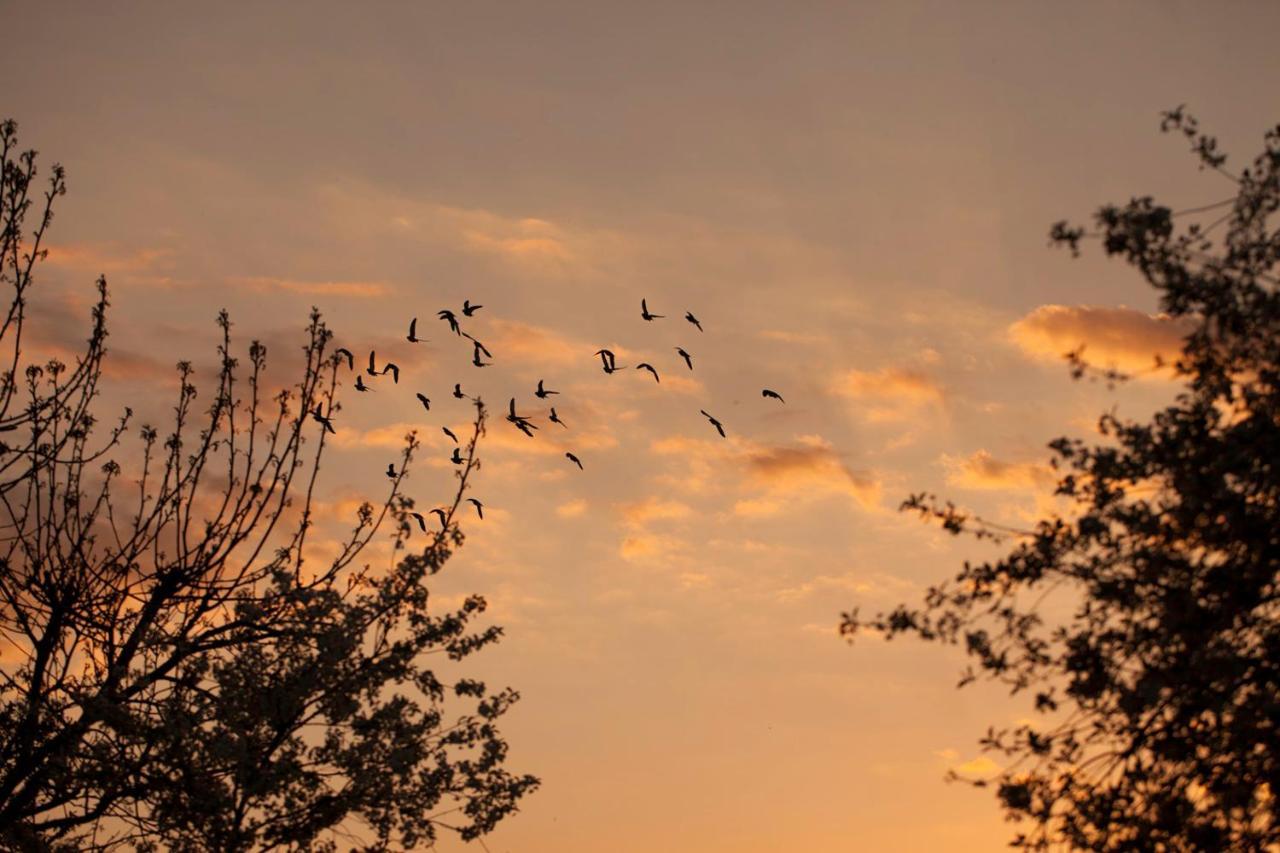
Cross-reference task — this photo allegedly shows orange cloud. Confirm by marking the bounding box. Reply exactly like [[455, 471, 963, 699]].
[[829, 366, 945, 421], [232, 276, 392, 297], [741, 437, 880, 512], [44, 242, 171, 274], [942, 450, 1056, 492], [556, 498, 588, 518], [1009, 304, 1194, 374], [618, 497, 694, 527], [485, 319, 585, 367]]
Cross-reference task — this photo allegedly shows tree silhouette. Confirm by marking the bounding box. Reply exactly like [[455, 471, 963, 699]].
[[845, 109, 1280, 850], [0, 119, 536, 850]]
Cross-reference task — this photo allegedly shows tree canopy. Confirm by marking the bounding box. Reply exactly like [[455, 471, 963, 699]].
[[0, 119, 537, 850], [844, 109, 1280, 850]]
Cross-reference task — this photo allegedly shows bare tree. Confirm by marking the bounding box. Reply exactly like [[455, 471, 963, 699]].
[[0, 119, 537, 851]]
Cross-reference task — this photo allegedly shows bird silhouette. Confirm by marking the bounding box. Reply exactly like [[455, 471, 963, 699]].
[[762, 389, 785, 403], [354, 375, 372, 392], [595, 349, 624, 374], [311, 404, 336, 433], [451, 447, 464, 465], [334, 347, 355, 370], [366, 351, 379, 377], [700, 409, 726, 438], [506, 398, 537, 437], [549, 407, 567, 428], [430, 508, 448, 528], [472, 345, 490, 367], [407, 317, 425, 343], [641, 298, 664, 321], [381, 362, 400, 383], [467, 497, 484, 519], [386, 463, 397, 479], [410, 512, 427, 532], [535, 379, 559, 398], [685, 311, 703, 332], [462, 299, 483, 317], [636, 363, 660, 383], [442, 426, 459, 443], [438, 309, 461, 335], [463, 333, 492, 358], [676, 347, 693, 370], [565, 452, 584, 470], [453, 383, 466, 399], [416, 393, 431, 411]]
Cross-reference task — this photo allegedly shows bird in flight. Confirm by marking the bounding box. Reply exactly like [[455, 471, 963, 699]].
[[442, 426, 459, 443], [472, 344, 490, 367], [507, 398, 537, 437], [700, 409, 726, 438], [640, 298, 664, 321], [462, 299, 483, 317], [438, 309, 461, 335], [311, 404, 336, 434], [381, 362, 400, 383], [451, 447, 464, 465], [467, 497, 484, 519], [386, 463, 397, 479], [334, 347, 355, 370], [463, 333, 492, 358], [675, 347, 693, 370], [416, 393, 431, 411], [595, 349, 623, 374], [549, 407, 567, 428], [366, 351, 380, 377], [535, 379, 559, 399], [354, 375, 372, 392], [453, 383, 466, 399], [410, 512, 428, 532], [636, 363, 660, 383], [406, 317, 425, 343], [762, 389, 785, 403], [685, 311, 702, 332], [565, 452, 584, 470], [430, 508, 448, 528]]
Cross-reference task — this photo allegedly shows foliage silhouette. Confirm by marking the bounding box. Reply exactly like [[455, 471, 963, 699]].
[[0, 119, 536, 850], [845, 108, 1280, 850]]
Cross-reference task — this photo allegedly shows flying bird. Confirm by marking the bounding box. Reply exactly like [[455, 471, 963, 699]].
[[453, 383, 466, 399], [684, 311, 702, 332], [463, 333, 492, 358], [451, 447, 464, 465], [442, 426, 459, 443], [700, 409, 726, 438], [410, 512, 427, 532], [354, 375, 371, 392], [430, 508, 448, 528], [675, 347, 693, 370], [636, 363, 660, 383], [472, 345, 490, 367], [565, 452, 584, 470], [366, 351, 379, 377], [416, 393, 431, 411], [549, 407, 567, 428], [535, 379, 559, 399], [438, 309, 461, 335], [506, 398, 537, 437], [386, 463, 397, 479], [467, 497, 484, 519], [334, 347, 355, 370], [407, 317, 425, 343], [762, 389, 785, 403], [462, 299, 483, 316], [640, 298, 664, 321], [381, 362, 400, 383], [311, 404, 336, 434], [595, 349, 623, 374]]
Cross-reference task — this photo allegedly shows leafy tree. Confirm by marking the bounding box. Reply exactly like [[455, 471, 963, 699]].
[[0, 119, 537, 850], [844, 108, 1280, 850]]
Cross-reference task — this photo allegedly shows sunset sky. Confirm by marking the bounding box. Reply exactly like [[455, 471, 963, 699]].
[[5, 3, 1280, 849]]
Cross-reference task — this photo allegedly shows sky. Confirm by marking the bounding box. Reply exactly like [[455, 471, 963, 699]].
[[4, 2, 1280, 849]]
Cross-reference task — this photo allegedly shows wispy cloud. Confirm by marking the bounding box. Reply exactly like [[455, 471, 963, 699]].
[[828, 366, 946, 422], [232, 276, 392, 298], [941, 449, 1056, 492]]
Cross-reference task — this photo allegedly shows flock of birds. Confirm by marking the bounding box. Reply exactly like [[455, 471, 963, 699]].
[[314, 299, 786, 532]]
